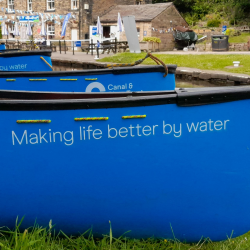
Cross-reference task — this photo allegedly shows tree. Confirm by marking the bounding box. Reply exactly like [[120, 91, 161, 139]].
[[152, 0, 250, 24]]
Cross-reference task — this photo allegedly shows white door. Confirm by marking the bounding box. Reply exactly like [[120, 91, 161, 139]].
[[71, 29, 78, 49]]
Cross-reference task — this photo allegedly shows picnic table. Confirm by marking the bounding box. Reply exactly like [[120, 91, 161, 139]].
[[81, 40, 129, 54], [38, 44, 57, 52]]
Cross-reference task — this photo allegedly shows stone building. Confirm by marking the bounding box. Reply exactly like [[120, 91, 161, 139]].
[[100, 2, 188, 50], [0, 0, 152, 41]]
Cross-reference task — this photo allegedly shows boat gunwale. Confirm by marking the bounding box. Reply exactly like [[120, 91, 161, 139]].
[[0, 93, 177, 111], [0, 65, 177, 77], [0, 89, 175, 100], [0, 50, 52, 58], [177, 86, 250, 106], [1, 86, 250, 110]]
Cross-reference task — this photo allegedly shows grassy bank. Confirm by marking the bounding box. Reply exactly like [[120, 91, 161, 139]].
[[0, 219, 250, 250], [98, 53, 250, 75], [229, 33, 250, 44]]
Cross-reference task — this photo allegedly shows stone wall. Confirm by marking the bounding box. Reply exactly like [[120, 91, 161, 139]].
[[137, 22, 152, 41], [0, 0, 79, 41], [195, 42, 250, 51], [102, 5, 188, 51], [0, 0, 152, 41], [229, 43, 249, 51], [176, 68, 250, 86], [151, 5, 188, 51]]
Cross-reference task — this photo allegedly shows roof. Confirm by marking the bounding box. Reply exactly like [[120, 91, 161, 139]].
[[100, 3, 173, 23]]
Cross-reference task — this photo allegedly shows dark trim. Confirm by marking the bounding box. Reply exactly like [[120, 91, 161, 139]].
[[0, 50, 52, 58], [44, 10, 56, 12], [0, 94, 177, 111], [112, 65, 176, 74], [0, 49, 20, 53], [0, 89, 175, 100], [176, 87, 250, 106], [0, 65, 177, 78], [3, 87, 250, 110]]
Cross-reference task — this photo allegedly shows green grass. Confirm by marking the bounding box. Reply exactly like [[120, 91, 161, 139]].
[[1, 218, 250, 249], [98, 53, 250, 75], [229, 33, 250, 43]]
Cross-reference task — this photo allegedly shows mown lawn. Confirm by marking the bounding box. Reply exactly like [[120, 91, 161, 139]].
[[0, 219, 250, 250], [229, 33, 250, 43], [98, 53, 250, 75]]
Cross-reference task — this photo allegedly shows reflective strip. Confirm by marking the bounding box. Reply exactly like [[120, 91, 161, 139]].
[[29, 79, 47, 81], [6, 79, 16, 81], [85, 78, 98, 81], [75, 117, 109, 121], [122, 115, 146, 119], [60, 79, 78, 81], [17, 120, 51, 123]]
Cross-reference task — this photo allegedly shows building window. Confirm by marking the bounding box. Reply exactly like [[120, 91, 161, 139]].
[[136, 0, 142, 5], [47, 23, 55, 39], [137, 27, 140, 37], [27, 0, 32, 11], [71, 0, 78, 10], [7, 0, 14, 13], [47, 0, 55, 10]]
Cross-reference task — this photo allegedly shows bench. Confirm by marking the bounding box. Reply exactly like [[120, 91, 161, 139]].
[[81, 45, 92, 54], [38, 44, 57, 52], [101, 44, 115, 54]]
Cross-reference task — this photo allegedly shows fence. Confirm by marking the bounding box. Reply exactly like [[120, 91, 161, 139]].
[[0, 37, 128, 56]]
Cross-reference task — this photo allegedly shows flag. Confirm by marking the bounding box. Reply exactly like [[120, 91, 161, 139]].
[[61, 13, 71, 38], [26, 19, 32, 36], [40, 14, 46, 36], [117, 12, 123, 32], [1, 22, 8, 36], [13, 22, 20, 36], [97, 16, 102, 36]]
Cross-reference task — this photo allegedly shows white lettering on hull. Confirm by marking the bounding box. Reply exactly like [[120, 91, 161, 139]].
[[0, 64, 28, 71], [11, 119, 230, 147]]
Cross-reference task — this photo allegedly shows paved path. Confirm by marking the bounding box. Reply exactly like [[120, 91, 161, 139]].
[[178, 67, 250, 77], [51, 51, 112, 62]]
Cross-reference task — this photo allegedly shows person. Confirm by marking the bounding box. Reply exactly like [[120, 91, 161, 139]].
[[96, 40, 100, 48]]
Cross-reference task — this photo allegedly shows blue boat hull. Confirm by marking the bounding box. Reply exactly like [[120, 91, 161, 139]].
[[0, 44, 6, 50], [0, 65, 176, 92], [0, 87, 250, 241], [0, 51, 52, 72]]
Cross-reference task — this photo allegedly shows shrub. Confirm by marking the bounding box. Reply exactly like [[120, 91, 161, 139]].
[[225, 28, 239, 37], [142, 37, 161, 43], [207, 19, 221, 27]]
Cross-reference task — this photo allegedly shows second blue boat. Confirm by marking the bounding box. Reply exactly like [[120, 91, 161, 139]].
[[0, 65, 176, 92], [0, 50, 53, 72]]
